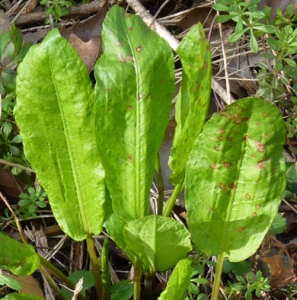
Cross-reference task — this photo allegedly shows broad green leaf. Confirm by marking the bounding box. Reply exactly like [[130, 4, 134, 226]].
[[104, 212, 136, 262], [158, 258, 192, 300], [186, 97, 286, 262], [0, 233, 40, 276], [0, 274, 22, 290], [2, 294, 43, 300], [15, 29, 106, 241], [110, 280, 133, 300], [169, 23, 211, 184], [124, 215, 192, 273], [95, 5, 175, 220]]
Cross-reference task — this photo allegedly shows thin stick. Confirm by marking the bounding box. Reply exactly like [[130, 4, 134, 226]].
[[125, 0, 235, 105], [214, 0, 232, 104], [0, 191, 27, 244], [0, 158, 35, 173], [149, 0, 171, 27]]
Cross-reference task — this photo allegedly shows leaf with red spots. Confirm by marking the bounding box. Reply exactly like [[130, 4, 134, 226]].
[[94, 5, 175, 221], [169, 23, 212, 185], [185, 97, 286, 261]]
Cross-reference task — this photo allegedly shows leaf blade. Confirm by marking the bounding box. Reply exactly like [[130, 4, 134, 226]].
[[0, 233, 40, 276], [124, 215, 192, 273], [95, 5, 175, 220], [15, 29, 106, 241], [158, 258, 193, 300], [169, 23, 212, 184], [186, 97, 286, 261]]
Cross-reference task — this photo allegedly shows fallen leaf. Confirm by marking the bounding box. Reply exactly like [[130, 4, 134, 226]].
[[68, 33, 101, 73]]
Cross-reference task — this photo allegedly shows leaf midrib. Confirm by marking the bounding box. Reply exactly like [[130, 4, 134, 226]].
[[48, 53, 90, 235]]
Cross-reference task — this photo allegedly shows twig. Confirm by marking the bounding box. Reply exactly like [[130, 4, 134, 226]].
[[0, 191, 27, 244], [125, 0, 235, 105], [10, 0, 107, 26], [149, 0, 170, 27], [214, 0, 232, 104], [0, 158, 35, 173], [282, 198, 297, 215]]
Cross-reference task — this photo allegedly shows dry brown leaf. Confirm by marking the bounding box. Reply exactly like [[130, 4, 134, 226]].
[[68, 33, 101, 73], [0, 167, 24, 206], [60, 0, 108, 72], [263, 253, 297, 288], [22, 0, 39, 14]]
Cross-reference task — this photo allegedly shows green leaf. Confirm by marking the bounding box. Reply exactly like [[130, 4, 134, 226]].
[[229, 29, 248, 43], [104, 211, 136, 262], [286, 163, 297, 195], [110, 280, 133, 300], [215, 15, 233, 23], [0, 274, 22, 290], [223, 259, 251, 276], [61, 271, 94, 299], [268, 213, 286, 235], [124, 215, 192, 272], [94, 5, 175, 220], [169, 23, 211, 184], [212, 3, 229, 12], [0, 233, 40, 276], [250, 30, 258, 53], [15, 29, 106, 241], [185, 97, 286, 261], [2, 294, 43, 300], [158, 258, 193, 300]]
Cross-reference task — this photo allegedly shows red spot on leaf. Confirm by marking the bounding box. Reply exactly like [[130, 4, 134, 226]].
[[252, 212, 258, 217], [116, 41, 122, 46], [229, 183, 236, 189], [129, 27, 133, 31], [245, 193, 251, 200], [218, 136, 224, 141], [262, 113, 268, 117], [209, 164, 217, 169], [219, 183, 226, 190], [244, 135, 249, 140], [214, 146, 220, 151], [227, 136, 233, 141], [255, 204, 261, 209], [237, 227, 244, 232], [223, 162, 232, 168], [136, 46, 142, 52], [128, 154, 134, 162], [256, 141, 265, 153], [256, 160, 267, 170]]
